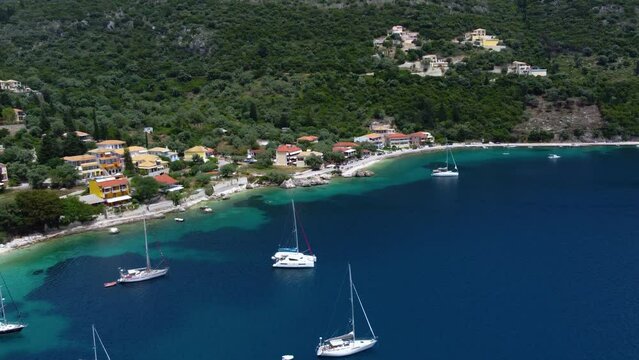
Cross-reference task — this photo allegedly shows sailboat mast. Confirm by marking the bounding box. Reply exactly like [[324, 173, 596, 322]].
[[0, 286, 6, 323], [292, 200, 299, 251], [353, 284, 376, 339], [450, 148, 458, 170], [94, 326, 112, 360], [144, 218, 151, 270], [92, 325, 98, 360], [349, 264, 355, 338]]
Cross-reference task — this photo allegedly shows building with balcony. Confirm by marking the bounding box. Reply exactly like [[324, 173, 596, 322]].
[[275, 144, 302, 166], [88, 177, 132, 207]]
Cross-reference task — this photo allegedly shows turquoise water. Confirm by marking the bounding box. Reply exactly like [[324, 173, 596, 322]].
[[1, 146, 638, 359]]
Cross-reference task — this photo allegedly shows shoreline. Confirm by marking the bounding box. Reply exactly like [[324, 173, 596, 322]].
[[1, 141, 637, 256]]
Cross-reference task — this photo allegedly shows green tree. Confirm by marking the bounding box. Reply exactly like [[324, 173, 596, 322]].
[[14, 190, 63, 232], [219, 163, 237, 178], [131, 176, 159, 203], [60, 197, 101, 224], [50, 163, 80, 188], [1, 107, 16, 123], [123, 148, 136, 176], [303, 154, 323, 170], [167, 191, 183, 206], [254, 151, 274, 169], [38, 134, 61, 165], [27, 165, 50, 189], [194, 173, 211, 187], [62, 133, 86, 156]]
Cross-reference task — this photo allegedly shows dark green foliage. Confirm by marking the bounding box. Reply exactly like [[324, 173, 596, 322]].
[[131, 176, 159, 203], [62, 133, 87, 156], [50, 163, 80, 188], [260, 171, 290, 185], [304, 154, 323, 170], [219, 163, 237, 178], [27, 165, 50, 189], [123, 148, 135, 176], [194, 173, 211, 187], [12, 190, 63, 233], [60, 197, 101, 224]]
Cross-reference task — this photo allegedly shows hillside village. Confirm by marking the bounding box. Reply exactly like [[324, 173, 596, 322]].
[[375, 26, 546, 78]]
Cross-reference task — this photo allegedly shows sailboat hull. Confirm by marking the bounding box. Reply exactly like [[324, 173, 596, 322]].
[[432, 170, 458, 177], [117, 267, 169, 283], [0, 323, 26, 335], [317, 339, 377, 357], [273, 253, 316, 268]]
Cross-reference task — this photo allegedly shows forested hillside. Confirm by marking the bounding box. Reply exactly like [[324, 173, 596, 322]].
[[0, 0, 637, 160]]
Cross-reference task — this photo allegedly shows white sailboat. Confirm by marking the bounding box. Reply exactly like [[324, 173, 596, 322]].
[[272, 200, 317, 268], [548, 154, 561, 159], [90, 325, 112, 360], [316, 265, 377, 357], [117, 218, 169, 283], [432, 146, 459, 177], [0, 280, 26, 335]]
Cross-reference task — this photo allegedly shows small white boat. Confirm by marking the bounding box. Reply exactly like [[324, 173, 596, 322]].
[[272, 200, 317, 269], [432, 146, 459, 177], [282, 356, 294, 360], [117, 218, 169, 284], [316, 265, 377, 357], [174, 217, 185, 222], [200, 206, 213, 213], [548, 154, 561, 159], [108, 227, 120, 234]]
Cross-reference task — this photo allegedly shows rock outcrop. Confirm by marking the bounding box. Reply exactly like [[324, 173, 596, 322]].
[[354, 169, 375, 177], [280, 175, 331, 189]]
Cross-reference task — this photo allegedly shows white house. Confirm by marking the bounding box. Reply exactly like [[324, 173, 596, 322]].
[[275, 144, 302, 166]]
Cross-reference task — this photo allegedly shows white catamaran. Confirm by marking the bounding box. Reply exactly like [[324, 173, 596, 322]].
[[90, 325, 112, 360], [272, 200, 317, 268], [117, 218, 169, 283], [432, 145, 459, 177], [0, 280, 26, 335], [316, 265, 377, 357]]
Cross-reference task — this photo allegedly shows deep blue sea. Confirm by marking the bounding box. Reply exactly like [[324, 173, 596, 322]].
[[1, 147, 639, 360]]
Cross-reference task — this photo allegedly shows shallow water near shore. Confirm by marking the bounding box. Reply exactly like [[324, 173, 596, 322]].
[[1, 146, 639, 360]]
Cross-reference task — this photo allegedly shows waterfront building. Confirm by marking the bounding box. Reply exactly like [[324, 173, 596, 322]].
[[275, 144, 302, 166]]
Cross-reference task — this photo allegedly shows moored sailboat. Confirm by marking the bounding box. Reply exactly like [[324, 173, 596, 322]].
[[432, 145, 459, 177], [117, 218, 169, 283], [316, 264, 377, 357], [272, 200, 317, 268], [0, 278, 26, 335]]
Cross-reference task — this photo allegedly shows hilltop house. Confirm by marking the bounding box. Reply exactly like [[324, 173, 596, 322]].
[[508, 61, 547, 77], [184, 146, 215, 162], [73, 131, 94, 143], [297, 135, 319, 144], [464, 28, 503, 50], [354, 133, 384, 149], [0, 80, 32, 93], [0, 163, 7, 188], [13, 108, 26, 122], [96, 139, 126, 150], [88, 177, 132, 207], [275, 144, 302, 166], [370, 122, 396, 136], [386, 133, 411, 148], [148, 147, 179, 162]]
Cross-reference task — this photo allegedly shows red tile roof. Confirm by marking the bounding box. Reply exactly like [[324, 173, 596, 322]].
[[276, 144, 302, 153], [154, 174, 178, 185], [408, 132, 431, 138], [387, 133, 409, 139], [333, 146, 356, 153], [96, 178, 129, 188]]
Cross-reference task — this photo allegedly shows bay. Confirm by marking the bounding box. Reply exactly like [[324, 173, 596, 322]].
[[1, 146, 638, 360]]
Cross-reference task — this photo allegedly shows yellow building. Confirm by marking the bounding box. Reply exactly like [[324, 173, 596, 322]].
[[481, 38, 499, 47], [184, 146, 214, 162], [88, 177, 132, 206]]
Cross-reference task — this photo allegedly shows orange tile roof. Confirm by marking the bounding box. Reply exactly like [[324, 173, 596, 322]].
[[387, 133, 409, 139], [277, 144, 301, 153], [297, 135, 318, 142], [97, 140, 126, 145], [154, 174, 178, 185], [96, 178, 129, 188], [334, 142, 359, 148]]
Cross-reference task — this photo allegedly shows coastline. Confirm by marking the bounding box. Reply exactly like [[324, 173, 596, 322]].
[[1, 141, 637, 256]]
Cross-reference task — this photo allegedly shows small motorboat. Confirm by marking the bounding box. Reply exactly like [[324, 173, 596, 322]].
[[548, 154, 561, 159], [282, 356, 294, 360], [103, 281, 118, 288], [174, 217, 185, 222], [108, 227, 120, 234]]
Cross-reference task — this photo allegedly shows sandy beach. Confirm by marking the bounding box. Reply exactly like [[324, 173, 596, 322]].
[[1, 141, 637, 256]]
